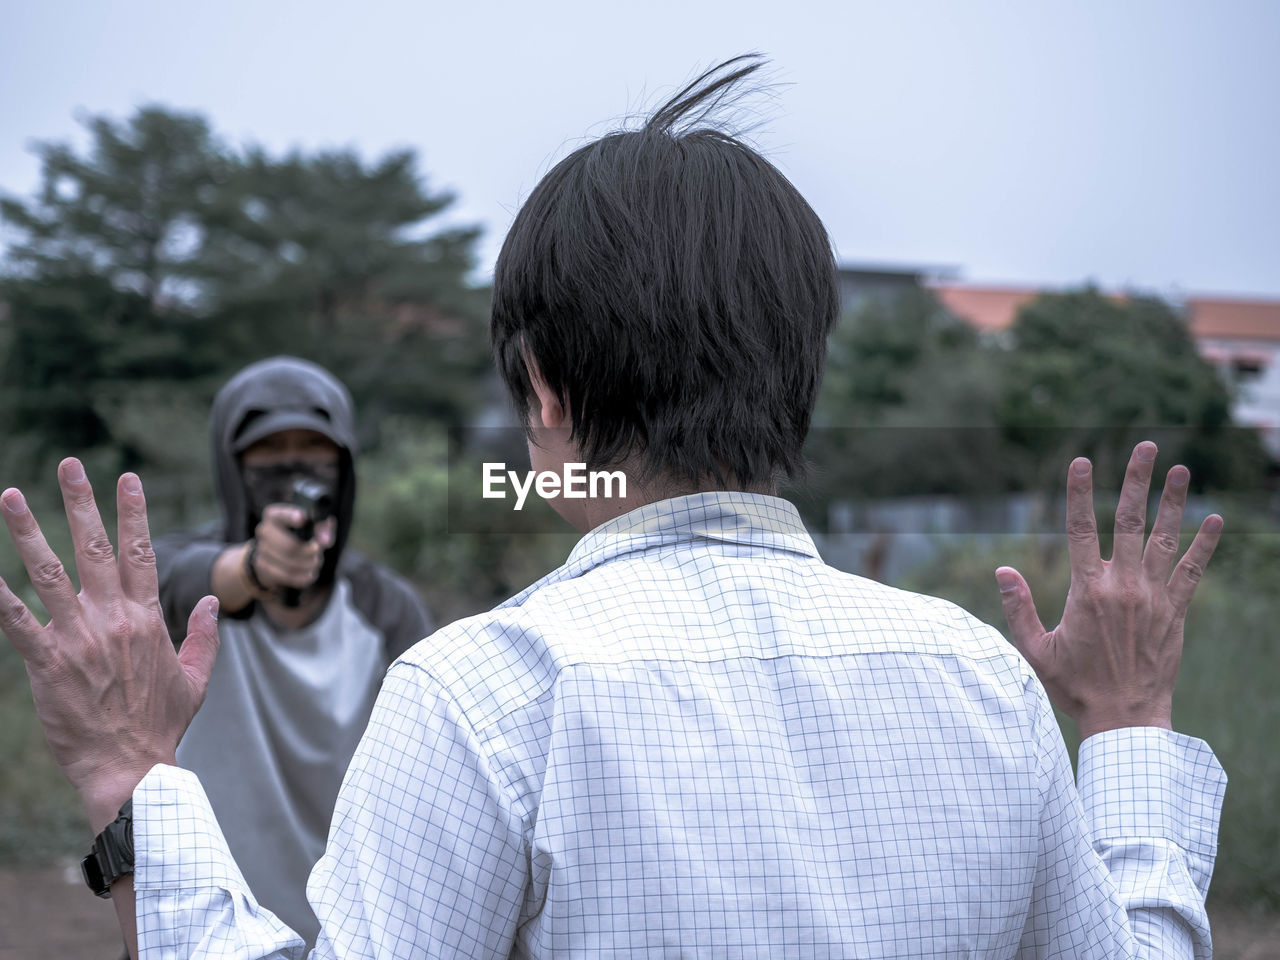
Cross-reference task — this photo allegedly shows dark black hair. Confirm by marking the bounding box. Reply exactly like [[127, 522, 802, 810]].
[[490, 54, 838, 488]]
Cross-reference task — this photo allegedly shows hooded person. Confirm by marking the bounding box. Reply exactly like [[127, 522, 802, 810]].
[[154, 355, 432, 946]]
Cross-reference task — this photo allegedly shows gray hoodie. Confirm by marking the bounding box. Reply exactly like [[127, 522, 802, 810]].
[[156, 356, 428, 656]]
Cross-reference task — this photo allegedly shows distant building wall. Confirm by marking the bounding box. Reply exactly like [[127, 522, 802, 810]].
[[836, 264, 956, 315]]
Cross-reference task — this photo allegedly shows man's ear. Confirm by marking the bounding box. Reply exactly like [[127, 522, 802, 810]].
[[522, 349, 565, 429]]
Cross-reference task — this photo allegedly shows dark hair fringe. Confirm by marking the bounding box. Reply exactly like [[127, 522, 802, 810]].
[[491, 54, 838, 490]]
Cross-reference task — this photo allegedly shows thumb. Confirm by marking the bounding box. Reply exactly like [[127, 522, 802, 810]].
[[177, 596, 221, 704], [995, 566, 1047, 662]]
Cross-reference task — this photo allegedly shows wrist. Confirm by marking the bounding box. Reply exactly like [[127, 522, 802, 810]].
[[1074, 707, 1173, 742], [240, 539, 272, 597], [82, 772, 148, 835], [78, 754, 175, 834]]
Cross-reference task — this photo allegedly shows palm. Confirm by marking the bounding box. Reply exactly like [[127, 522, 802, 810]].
[[996, 442, 1221, 740]]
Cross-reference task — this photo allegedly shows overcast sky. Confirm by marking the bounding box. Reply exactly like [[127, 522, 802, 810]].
[[2, 0, 1277, 298]]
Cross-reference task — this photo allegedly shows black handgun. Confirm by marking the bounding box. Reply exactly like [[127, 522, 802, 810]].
[[282, 477, 336, 608]]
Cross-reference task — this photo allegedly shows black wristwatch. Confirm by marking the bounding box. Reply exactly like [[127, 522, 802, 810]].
[[81, 800, 133, 899]]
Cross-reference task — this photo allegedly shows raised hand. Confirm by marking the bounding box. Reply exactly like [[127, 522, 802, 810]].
[[0, 459, 220, 832], [995, 441, 1223, 741]]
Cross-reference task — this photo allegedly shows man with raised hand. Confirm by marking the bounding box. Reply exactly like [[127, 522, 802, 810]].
[[1, 55, 1225, 959]]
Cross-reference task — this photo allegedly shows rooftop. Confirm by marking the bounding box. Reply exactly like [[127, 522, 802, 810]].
[[931, 284, 1280, 343]]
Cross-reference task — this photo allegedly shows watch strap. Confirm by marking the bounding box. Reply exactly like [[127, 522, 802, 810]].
[[81, 799, 134, 899]]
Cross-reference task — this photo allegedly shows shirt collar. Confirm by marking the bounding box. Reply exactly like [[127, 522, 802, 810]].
[[500, 492, 819, 608]]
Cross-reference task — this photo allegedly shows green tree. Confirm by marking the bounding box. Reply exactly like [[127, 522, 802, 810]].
[[1, 105, 493, 490], [805, 287, 1010, 506], [816, 287, 989, 420], [194, 146, 492, 432], [0, 109, 228, 478], [998, 288, 1269, 493], [801, 285, 1269, 535], [0, 107, 227, 305]]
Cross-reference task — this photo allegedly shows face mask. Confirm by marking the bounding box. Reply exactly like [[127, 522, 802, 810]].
[[241, 460, 341, 526]]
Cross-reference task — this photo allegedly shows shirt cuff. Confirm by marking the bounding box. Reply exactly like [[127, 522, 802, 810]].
[[133, 763, 252, 893], [1078, 727, 1226, 863], [133, 764, 305, 958]]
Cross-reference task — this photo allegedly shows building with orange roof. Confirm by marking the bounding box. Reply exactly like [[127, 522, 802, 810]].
[[835, 265, 1280, 456]]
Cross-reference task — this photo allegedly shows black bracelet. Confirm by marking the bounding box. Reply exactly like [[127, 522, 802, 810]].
[[244, 539, 272, 594]]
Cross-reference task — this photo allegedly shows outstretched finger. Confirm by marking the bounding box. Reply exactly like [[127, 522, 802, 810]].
[[1111, 441, 1157, 571], [1143, 465, 1190, 583], [995, 566, 1049, 666], [178, 597, 221, 707], [0, 574, 48, 662], [1064, 458, 1103, 581], [116, 474, 160, 607], [1167, 514, 1224, 613], [58, 459, 122, 603], [1, 489, 81, 623]]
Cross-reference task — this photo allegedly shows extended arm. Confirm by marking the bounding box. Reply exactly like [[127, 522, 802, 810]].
[[996, 442, 1225, 957], [156, 507, 336, 634]]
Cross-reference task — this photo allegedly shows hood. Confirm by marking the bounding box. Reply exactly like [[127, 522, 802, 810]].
[[210, 356, 359, 577]]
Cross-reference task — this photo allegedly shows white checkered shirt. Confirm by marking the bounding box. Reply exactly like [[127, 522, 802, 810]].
[[135, 492, 1225, 958]]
